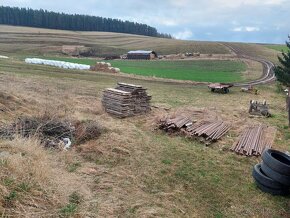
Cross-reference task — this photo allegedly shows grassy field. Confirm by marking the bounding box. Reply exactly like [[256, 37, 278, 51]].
[[228, 42, 281, 64], [0, 55, 289, 217], [264, 44, 289, 52], [0, 25, 230, 57], [110, 60, 247, 82], [45, 57, 247, 83], [0, 26, 288, 217]]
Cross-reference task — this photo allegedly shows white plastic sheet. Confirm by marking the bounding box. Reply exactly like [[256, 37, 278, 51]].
[[0, 55, 8, 59], [25, 58, 90, 70]]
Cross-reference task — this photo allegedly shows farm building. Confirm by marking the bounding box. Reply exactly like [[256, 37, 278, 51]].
[[127, 50, 157, 60]]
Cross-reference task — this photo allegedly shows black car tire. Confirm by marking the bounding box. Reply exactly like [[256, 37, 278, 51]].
[[261, 162, 290, 186], [262, 149, 290, 176], [252, 163, 287, 189], [254, 179, 289, 196]]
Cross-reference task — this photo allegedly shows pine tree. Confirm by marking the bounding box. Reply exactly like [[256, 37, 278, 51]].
[[274, 35, 290, 126], [0, 6, 172, 38]]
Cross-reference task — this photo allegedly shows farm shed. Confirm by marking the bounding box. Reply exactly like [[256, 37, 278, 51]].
[[127, 50, 158, 60]]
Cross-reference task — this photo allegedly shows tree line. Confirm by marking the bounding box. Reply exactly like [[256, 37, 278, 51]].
[[0, 6, 172, 38]]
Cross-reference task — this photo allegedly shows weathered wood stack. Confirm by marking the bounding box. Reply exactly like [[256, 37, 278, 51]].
[[102, 82, 151, 118], [249, 100, 270, 117], [158, 116, 193, 133]]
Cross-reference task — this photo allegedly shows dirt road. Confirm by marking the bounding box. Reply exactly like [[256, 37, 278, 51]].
[[222, 43, 276, 87]]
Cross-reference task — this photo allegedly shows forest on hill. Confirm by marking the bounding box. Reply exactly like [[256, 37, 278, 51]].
[[0, 6, 172, 38]]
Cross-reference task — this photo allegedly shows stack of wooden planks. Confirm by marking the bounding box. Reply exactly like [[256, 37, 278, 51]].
[[231, 124, 276, 156], [158, 115, 230, 145], [102, 82, 151, 118], [158, 116, 193, 133]]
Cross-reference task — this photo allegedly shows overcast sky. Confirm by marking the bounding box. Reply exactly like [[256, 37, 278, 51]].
[[1, 0, 290, 43]]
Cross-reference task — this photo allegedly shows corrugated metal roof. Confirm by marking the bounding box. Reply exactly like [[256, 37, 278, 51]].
[[127, 50, 153, 54]]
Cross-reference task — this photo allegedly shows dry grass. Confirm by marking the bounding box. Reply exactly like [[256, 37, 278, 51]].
[[0, 25, 229, 57], [0, 67, 289, 217], [229, 42, 280, 64], [0, 137, 97, 217], [0, 48, 289, 217]]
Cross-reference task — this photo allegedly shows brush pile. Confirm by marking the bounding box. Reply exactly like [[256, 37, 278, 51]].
[[102, 82, 151, 118], [158, 115, 230, 145], [0, 115, 103, 149], [231, 124, 276, 156], [90, 62, 120, 73]]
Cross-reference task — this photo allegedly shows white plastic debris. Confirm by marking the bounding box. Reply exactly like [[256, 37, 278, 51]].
[[24, 58, 90, 70], [0, 55, 8, 59], [62, 138, 72, 150]]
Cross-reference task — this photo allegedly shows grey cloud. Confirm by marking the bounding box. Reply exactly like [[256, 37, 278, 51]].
[[1, 0, 290, 43]]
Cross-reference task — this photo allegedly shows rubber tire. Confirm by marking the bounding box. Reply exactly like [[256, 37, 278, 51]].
[[261, 162, 290, 186], [262, 149, 290, 176], [252, 164, 287, 189], [254, 179, 289, 196]]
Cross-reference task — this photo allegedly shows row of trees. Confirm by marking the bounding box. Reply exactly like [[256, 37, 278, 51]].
[[0, 6, 172, 38]]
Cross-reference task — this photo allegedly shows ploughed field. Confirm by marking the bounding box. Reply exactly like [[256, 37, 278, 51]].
[[47, 57, 247, 83]]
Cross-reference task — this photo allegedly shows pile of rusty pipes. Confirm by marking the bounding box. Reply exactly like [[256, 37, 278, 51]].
[[231, 124, 276, 156], [158, 115, 230, 144], [186, 120, 231, 144]]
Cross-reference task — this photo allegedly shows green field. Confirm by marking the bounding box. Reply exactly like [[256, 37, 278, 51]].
[[110, 60, 246, 82], [45, 57, 246, 83], [264, 44, 289, 52]]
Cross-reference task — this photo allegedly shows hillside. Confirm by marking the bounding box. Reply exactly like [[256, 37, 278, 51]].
[[0, 25, 232, 57], [0, 25, 289, 217], [0, 55, 289, 217]]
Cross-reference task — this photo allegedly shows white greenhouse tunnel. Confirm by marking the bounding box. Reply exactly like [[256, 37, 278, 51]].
[[25, 58, 91, 70]]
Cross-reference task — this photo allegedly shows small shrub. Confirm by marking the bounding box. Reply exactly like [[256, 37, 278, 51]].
[[17, 182, 31, 192], [69, 192, 82, 205], [75, 120, 103, 144], [59, 203, 77, 217], [3, 177, 14, 186], [67, 162, 81, 172], [4, 190, 17, 207], [162, 159, 172, 165]]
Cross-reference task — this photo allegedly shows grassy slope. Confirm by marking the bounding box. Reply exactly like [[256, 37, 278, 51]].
[[0, 26, 287, 217], [229, 42, 281, 64], [45, 57, 247, 83], [264, 44, 289, 52], [0, 25, 230, 57], [0, 57, 289, 217]]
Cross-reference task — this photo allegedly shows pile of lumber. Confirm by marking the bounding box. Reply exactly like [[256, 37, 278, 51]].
[[158, 115, 230, 144], [231, 124, 276, 156], [158, 116, 193, 133], [90, 62, 120, 73], [102, 83, 151, 118]]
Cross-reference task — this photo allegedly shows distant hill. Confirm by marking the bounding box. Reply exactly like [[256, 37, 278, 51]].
[[0, 25, 232, 57], [0, 6, 172, 38]]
